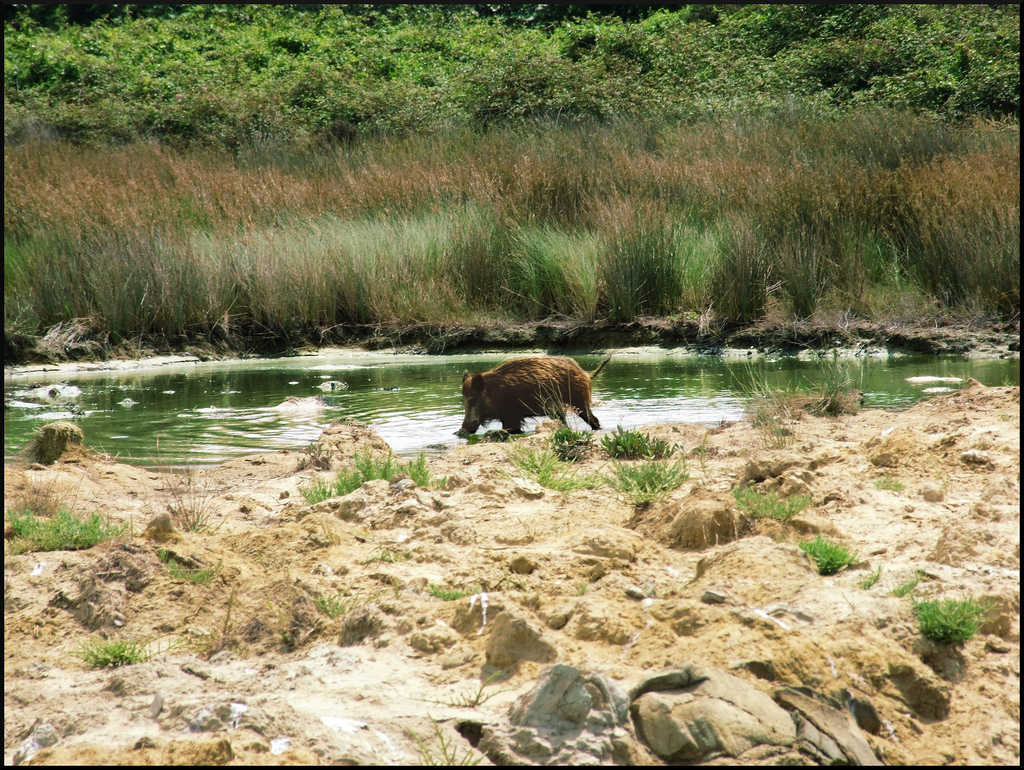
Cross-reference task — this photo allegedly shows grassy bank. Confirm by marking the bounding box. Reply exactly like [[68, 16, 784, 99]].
[[4, 111, 1019, 352]]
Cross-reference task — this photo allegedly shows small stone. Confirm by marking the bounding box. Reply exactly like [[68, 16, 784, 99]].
[[919, 482, 944, 503], [625, 586, 646, 600], [149, 692, 165, 718], [509, 555, 538, 575], [960, 449, 993, 467], [701, 589, 729, 604]]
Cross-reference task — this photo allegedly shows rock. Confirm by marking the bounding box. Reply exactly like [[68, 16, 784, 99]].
[[571, 527, 641, 564], [26, 421, 84, 464], [885, 661, 951, 720], [142, 513, 184, 544], [774, 687, 881, 765], [479, 664, 640, 765], [509, 555, 538, 575], [568, 600, 636, 645], [509, 663, 629, 730], [339, 605, 389, 646], [149, 692, 165, 719], [665, 500, 743, 549], [514, 480, 545, 500], [919, 481, 945, 502], [960, 449, 993, 467], [13, 723, 60, 765], [485, 610, 558, 669], [649, 600, 706, 637], [629, 664, 797, 761], [409, 623, 457, 654], [743, 453, 802, 482], [789, 511, 840, 537], [700, 589, 729, 605]]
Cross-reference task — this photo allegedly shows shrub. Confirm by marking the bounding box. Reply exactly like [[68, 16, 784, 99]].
[[914, 597, 986, 646], [550, 425, 592, 462], [799, 536, 858, 575], [601, 426, 676, 460]]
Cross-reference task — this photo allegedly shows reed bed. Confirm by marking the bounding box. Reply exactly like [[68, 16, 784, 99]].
[[4, 111, 1019, 342]]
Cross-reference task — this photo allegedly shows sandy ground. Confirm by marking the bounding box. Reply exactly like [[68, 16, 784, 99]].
[[3, 382, 1019, 765]]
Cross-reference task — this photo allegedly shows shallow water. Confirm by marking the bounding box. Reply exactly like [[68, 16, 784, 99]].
[[4, 350, 1018, 467]]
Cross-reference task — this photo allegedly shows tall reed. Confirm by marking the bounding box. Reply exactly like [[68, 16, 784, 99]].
[[4, 110, 1018, 342]]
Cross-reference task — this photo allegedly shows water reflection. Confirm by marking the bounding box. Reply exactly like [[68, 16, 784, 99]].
[[5, 351, 1018, 467]]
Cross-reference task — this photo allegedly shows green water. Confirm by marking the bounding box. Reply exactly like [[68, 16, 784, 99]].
[[4, 350, 1018, 467]]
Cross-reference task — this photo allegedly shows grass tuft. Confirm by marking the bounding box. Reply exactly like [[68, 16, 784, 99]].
[[6, 508, 124, 554], [732, 487, 811, 522], [507, 444, 602, 493], [799, 536, 858, 576], [913, 597, 987, 647], [873, 475, 905, 492], [550, 425, 592, 462], [600, 426, 676, 460], [607, 458, 689, 506], [428, 584, 482, 602], [71, 636, 152, 669]]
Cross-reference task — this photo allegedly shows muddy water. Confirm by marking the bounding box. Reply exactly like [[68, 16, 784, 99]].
[[4, 350, 1018, 467]]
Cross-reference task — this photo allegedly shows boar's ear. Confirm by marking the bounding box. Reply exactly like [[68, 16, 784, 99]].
[[471, 373, 486, 393]]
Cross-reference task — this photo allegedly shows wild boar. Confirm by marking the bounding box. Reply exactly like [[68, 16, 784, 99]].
[[459, 354, 611, 434]]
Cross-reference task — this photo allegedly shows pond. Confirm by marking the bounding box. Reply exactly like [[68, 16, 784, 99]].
[[4, 349, 1019, 467]]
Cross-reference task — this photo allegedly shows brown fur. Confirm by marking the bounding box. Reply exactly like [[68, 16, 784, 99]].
[[460, 355, 610, 434]]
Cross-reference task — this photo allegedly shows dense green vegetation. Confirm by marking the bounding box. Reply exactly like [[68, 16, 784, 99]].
[[5, 5, 1018, 142], [3, 5, 1020, 352]]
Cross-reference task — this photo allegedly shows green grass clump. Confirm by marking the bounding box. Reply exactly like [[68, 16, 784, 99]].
[[71, 636, 151, 669], [873, 475, 905, 492], [340, 450, 440, 495], [157, 550, 223, 585], [914, 597, 987, 647], [301, 450, 442, 503], [732, 488, 811, 522], [6, 508, 124, 554], [550, 426, 592, 462], [314, 591, 381, 619], [299, 477, 333, 505], [799, 536, 858, 576], [428, 584, 482, 602], [859, 565, 883, 590], [891, 570, 925, 598], [601, 427, 676, 460], [507, 445, 601, 493], [607, 458, 690, 506]]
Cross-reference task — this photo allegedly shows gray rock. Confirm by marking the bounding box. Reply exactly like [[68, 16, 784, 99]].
[[628, 664, 796, 761], [13, 723, 60, 766], [774, 687, 881, 765], [480, 664, 639, 766], [149, 691, 165, 719]]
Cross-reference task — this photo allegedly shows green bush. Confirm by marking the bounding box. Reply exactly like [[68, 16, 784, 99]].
[[799, 536, 858, 576], [914, 597, 986, 646], [601, 427, 676, 460], [550, 425, 592, 463]]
